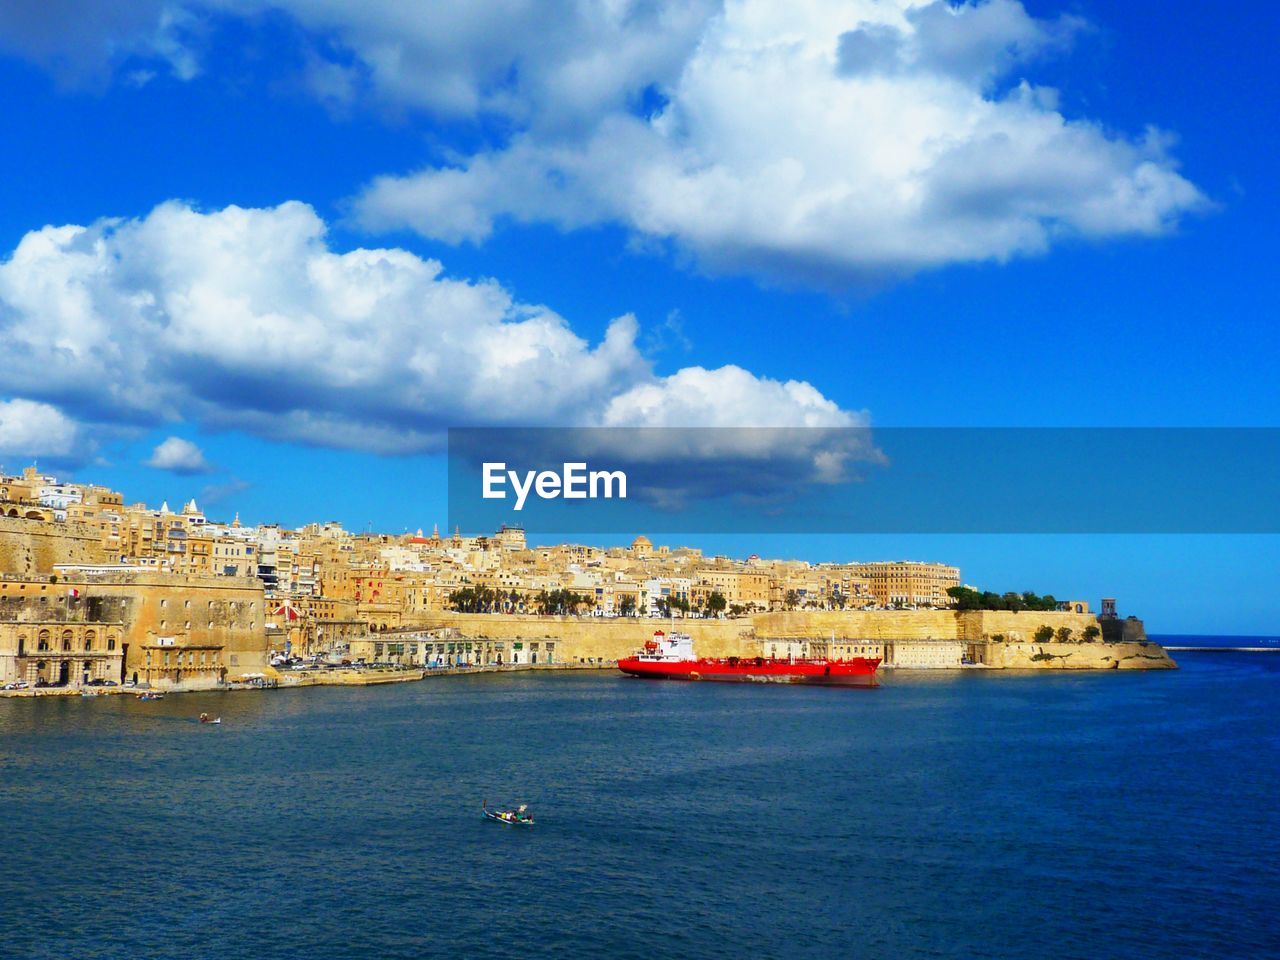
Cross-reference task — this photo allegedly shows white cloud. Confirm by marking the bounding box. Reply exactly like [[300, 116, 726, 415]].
[[0, 201, 855, 457], [347, 0, 1206, 285], [4, 1, 1206, 285], [209, 0, 719, 131], [0, 399, 82, 459], [603, 365, 855, 429], [145, 436, 212, 474]]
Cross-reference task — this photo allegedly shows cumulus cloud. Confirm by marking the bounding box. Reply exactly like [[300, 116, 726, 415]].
[[0, 398, 83, 460], [0, 201, 857, 462], [145, 436, 212, 474], [348, 0, 1206, 285], [208, 0, 719, 130], [4, 1, 1206, 285]]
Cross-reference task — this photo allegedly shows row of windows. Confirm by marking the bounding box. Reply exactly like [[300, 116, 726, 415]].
[[157, 619, 256, 631], [20, 629, 118, 652], [145, 649, 216, 668], [157, 599, 258, 609]]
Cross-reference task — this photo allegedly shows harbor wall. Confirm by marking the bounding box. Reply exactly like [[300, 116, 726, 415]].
[[985, 641, 1176, 670], [405, 609, 1172, 668], [406, 612, 758, 661], [751, 609, 1103, 642]]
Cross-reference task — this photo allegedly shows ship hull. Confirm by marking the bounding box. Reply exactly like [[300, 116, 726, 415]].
[[617, 657, 880, 687]]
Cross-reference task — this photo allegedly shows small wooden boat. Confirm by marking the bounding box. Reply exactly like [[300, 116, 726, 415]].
[[483, 801, 533, 826], [137, 692, 164, 701], [198, 713, 221, 724]]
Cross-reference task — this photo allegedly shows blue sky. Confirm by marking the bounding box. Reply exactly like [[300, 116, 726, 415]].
[[0, 1, 1275, 633]]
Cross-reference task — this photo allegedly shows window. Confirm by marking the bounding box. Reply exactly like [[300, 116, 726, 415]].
[[38, 629, 50, 652], [84, 630, 96, 651], [107, 636, 116, 651], [62, 629, 73, 651]]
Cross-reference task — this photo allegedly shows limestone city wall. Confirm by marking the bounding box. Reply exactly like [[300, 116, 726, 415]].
[[408, 608, 1115, 662], [0, 515, 107, 576]]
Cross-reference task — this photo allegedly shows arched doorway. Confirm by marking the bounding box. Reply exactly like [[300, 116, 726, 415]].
[[57, 661, 70, 686]]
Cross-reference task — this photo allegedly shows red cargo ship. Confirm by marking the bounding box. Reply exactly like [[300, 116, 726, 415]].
[[618, 630, 880, 686]]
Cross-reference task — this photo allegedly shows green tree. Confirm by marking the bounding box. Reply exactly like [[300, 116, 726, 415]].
[[949, 586, 1063, 612], [706, 592, 727, 617], [1082, 625, 1101, 643], [784, 589, 800, 611], [619, 596, 637, 617], [1055, 626, 1074, 643], [1034, 625, 1055, 643]]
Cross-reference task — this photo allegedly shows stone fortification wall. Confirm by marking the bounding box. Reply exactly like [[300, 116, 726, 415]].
[[409, 608, 1174, 670], [411, 608, 1111, 658], [986, 641, 1176, 670], [0, 516, 107, 575], [0, 572, 269, 679], [959, 610, 1104, 643], [0, 594, 135, 625], [408, 613, 758, 660], [753, 609, 959, 640], [753, 608, 1104, 643]]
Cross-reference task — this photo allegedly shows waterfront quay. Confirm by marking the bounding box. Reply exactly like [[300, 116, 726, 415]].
[[0, 659, 611, 697]]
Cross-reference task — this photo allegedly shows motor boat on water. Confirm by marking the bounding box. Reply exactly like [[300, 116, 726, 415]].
[[483, 801, 533, 826], [198, 713, 222, 724], [618, 630, 881, 686]]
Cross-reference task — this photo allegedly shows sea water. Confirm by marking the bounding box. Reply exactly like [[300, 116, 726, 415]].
[[1, 641, 1277, 959]]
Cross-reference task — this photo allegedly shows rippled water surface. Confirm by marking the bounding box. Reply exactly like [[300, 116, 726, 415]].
[[2, 647, 1278, 959]]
